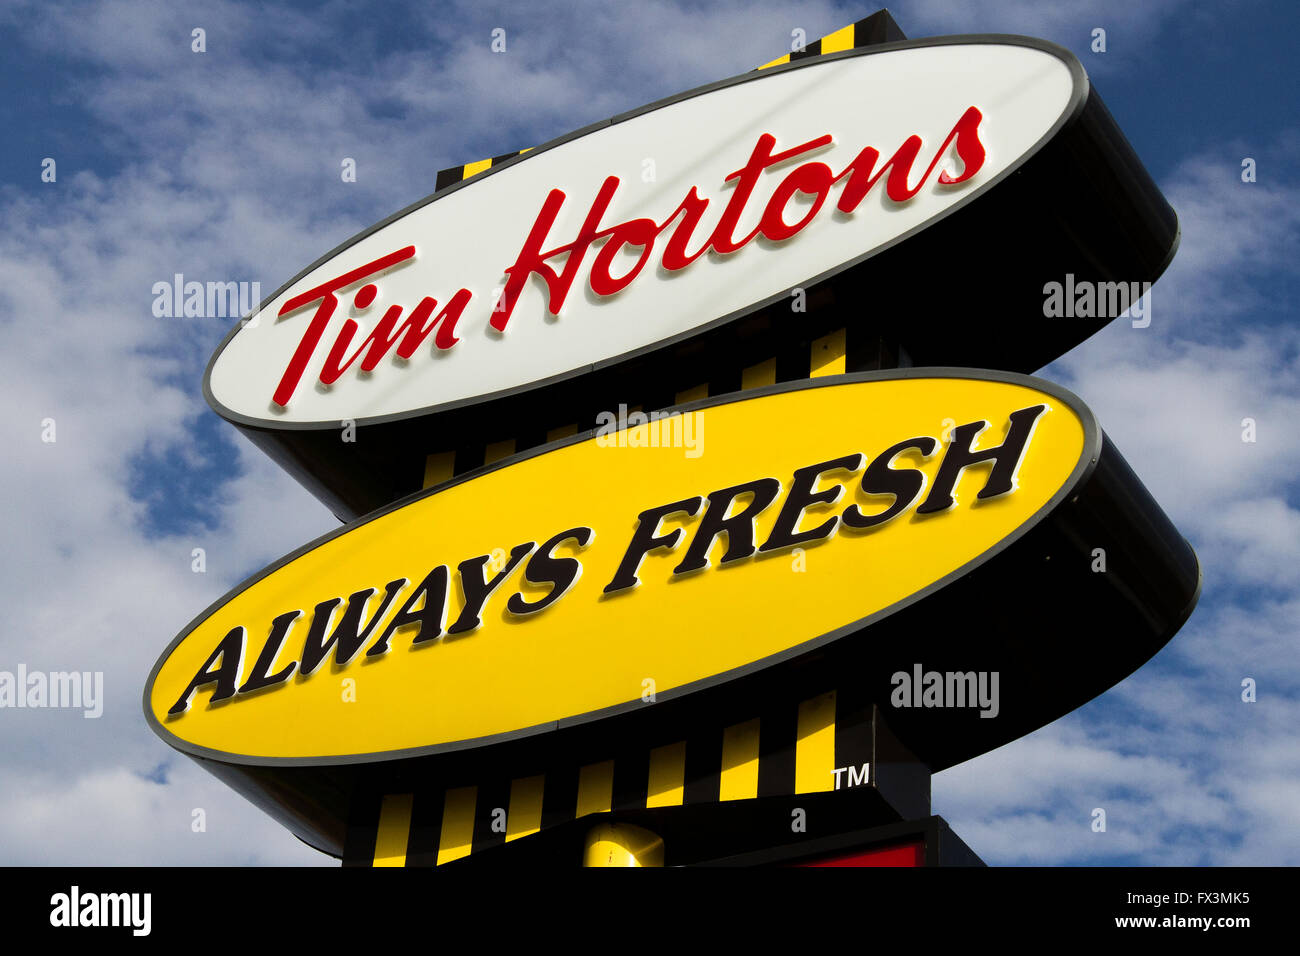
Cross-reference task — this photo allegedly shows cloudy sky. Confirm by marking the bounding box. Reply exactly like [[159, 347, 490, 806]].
[[1, 0, 1295, 865]]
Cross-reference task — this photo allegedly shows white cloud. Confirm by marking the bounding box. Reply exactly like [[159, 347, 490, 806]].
[[1046, 140, 1300, 565], [0, 763, 330, 865]]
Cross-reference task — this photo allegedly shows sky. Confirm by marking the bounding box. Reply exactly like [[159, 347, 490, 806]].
[[0, 0, 1296, 866]]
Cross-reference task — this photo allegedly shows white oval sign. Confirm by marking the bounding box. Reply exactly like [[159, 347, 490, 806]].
[[207, 39, 1081, 425]]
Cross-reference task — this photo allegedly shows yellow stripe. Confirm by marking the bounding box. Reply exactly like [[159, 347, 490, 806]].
[[820, 23, 855, 54], [462, 158, 492, 179], [741, 358, 776, 390], [759, 52, 791, 70], [484, 439, 516, 464], [423, 450, 456, 489], [505, 775, 545, 842], [576, 760, 615, 817], [372, 793, 413, 867], [795, 691, 837, 793], [435, 786, 477, 865], [646, 742, 687, 808], [546, 423, 578, 442], [810, 328, 847, 376], [675, 384, 708, 404], [719, 719, 761, 801]]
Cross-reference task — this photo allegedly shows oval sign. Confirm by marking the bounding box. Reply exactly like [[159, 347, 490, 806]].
[[147, 371, 1100, 763], [206, 39, 1084, 426]]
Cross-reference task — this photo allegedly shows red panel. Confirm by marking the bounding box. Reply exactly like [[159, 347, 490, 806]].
[[799, 839, 925, 867]]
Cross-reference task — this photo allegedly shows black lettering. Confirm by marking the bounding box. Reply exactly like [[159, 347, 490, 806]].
[[916, 405, 1048, 514], [674, 478, 781, 574], [237, 610, 300, 693], [167, 626, 245, 715], [604, 497, 703, 593], [448, 542, 535, 634], [507, 528, 594, 615], [759, 454, 863, 553], [841, 437, 937, 528], [300, 578, 407, 676], [367, 566, 450, 655]]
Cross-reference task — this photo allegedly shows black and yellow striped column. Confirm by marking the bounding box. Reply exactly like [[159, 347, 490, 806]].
[[359, 685, 886, 866]]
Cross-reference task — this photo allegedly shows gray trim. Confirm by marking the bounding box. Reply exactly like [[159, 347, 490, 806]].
[[201, 34, 1091, 430], [146, 367, 1102, 768]]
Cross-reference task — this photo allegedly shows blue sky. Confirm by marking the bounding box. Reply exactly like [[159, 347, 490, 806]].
[[0, 0, 1296, 865]]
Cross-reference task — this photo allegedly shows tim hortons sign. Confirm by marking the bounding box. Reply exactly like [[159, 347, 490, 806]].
[[203, 35, 1179, 520], [146, 372, 1200, 857]]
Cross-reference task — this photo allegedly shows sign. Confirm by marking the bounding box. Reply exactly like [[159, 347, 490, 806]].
[[211, 43, 1073, 423], [201, 35, 1179, 519], [147, 371, 1198, 782], [150, 14, 1197, 866]]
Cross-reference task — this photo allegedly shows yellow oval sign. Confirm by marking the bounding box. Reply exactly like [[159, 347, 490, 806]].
[[145, 371, 1095, 763]]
